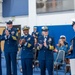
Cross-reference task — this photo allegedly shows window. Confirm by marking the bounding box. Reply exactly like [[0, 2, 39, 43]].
[[2, 0, 28, 17], [36, 0, 74, 14]]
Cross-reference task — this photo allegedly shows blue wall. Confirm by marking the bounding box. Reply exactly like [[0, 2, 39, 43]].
[[2, 0, 28, 17], [36, 25, 75, 45]]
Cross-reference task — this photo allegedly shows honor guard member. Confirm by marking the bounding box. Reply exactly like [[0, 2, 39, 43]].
[[19, 26, 34, 75], [32, 27, 39, 38], [1, 20, 18, 75], [66, 20, 75, 75], [0, 35, 2, 75], [38, 26, 55, 75]]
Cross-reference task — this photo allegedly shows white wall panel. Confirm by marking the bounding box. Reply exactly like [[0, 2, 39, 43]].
[[0, 0, 75, 33]]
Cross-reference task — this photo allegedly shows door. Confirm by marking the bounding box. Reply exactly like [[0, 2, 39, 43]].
[[0, 27, 5, 51]]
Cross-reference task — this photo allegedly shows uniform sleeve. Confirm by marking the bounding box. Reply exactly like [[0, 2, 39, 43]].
[[0, 35, 1, 41], [37, 36, 44, 50], [9, 29, 18, 41], [25, 36, 34, 49], [0, 35, 1, 49], [48, 37, 55, 50], [35, 32, 39, 38], [31, 32, 33, 36], [18, 36, 24, 48], [36, 44, 40, 50], [38, 36, 43, 44], [0, 41, 1, 52]]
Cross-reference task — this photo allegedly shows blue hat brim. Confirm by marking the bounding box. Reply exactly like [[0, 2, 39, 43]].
[[42, 29, 48, 31], [23, 28, 29, 30], [6, 21, 12, 24], [23, 27, 30, 30]]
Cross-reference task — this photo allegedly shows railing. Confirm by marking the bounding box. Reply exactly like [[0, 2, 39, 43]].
[[36, 0, 74, 14]]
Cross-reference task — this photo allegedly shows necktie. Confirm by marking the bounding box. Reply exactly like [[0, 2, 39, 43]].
[[44, 36, 47, 42]]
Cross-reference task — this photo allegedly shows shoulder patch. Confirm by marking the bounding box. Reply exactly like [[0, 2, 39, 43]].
[[48, 38, 52, 42], [16, 32, 18, 36], [27, 37, 31, 41], [11, 31, 15, 35]]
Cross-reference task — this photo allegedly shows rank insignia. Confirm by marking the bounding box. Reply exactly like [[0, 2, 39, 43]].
[[11, 31, 15, 35], [27, 37, 31, 41], [48, 38, 52, 42]]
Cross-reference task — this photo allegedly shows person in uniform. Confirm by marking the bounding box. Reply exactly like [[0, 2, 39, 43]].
[[32, 27, 40, 67], [32, 37, 39, 68], [1, 20, 18, 75], [66, 21, 75, 58], [19, 26, 34, 75], [32, 27, 39, 38], [33, 37, 39, 61], [38, 26, 55, 75], [66, 20, 75, 75], [0, 35, 2, 75]]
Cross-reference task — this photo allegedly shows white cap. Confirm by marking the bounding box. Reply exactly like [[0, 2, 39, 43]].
[[60, 35, 66, 39], [72, 18, 75, 22]]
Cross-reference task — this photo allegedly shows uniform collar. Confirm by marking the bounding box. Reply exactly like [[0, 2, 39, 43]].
[[7, 27, 13, 31], [24, 34, 29, 37], [7, 28, 11, 31], [44, 35, 48, 38]]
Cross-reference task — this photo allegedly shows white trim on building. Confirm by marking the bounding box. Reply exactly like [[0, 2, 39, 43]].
[[0, 0, 75, 34]]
